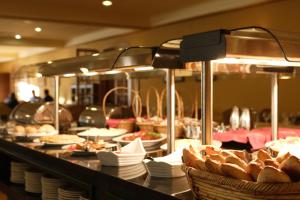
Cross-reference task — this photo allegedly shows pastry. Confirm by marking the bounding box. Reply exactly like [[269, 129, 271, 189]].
[[264, 159, 279, 168], [207, 154, 225, 163], [14, 125, 25, 135], [247, 161, 263, 181], [205, 158, 222, 175], [25, 126, 38, 135], [225, 156, 247, 171], [221, 163, 252, 181], [183, 148, 201, 168], [205, 145, 220, 155], [280, 155, 300, 181], [257, 149, 272, 162], [39, 124, 55, 133], [231, 150, 251, 162], [257, 166, 291, 183], [194, 158, 206, 171]]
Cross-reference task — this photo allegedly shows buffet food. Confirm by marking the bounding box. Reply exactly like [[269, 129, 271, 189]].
[[113, 131, 167, 151], [64, 140, 106, 152], [36, 134, 85, 145], [11, 124, 57, 137], [121, 131, 162, 141], [183, 145, 300, 183]]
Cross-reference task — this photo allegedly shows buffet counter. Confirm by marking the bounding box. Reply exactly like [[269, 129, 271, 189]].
[[0, 136, 192, 200]]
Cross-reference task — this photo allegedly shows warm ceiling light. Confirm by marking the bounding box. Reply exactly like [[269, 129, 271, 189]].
[[15, 34, 22, 40], [47, 61, 53, 64], [35, 27, 42, 32], [80, 67, 89, 74], [102, 0, 112, 7], [63, 73, 76, 77]]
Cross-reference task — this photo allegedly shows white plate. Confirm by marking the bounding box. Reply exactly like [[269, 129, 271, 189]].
[[97, 138, 146, 166], [113, 133, 167, 150], [78, 128, 127, 141]]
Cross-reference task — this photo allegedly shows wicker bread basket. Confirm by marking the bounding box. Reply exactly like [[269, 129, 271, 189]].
[[182, 164, 300, 200], [154, 89, 184, 138], [136, 87, 160, 132], [103, 87, 141, 133]]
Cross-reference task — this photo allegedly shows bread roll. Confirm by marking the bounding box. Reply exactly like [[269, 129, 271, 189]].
[[247, 161, 263, 181], [276, 152, 291, 163], [194, 158, 206, 171], [183, 148, 199, 168], [205, 158, 222, 175], [39, 124, 55, 133], [220, 150, 236, 158], [264, 159, 279, 168], [14, 125, 25, 135], [280, 155, 300, 181], [225, 156, 248, 171], [257, 166, 291, 183], [253, 158, 265, 167], [207, 154, 225, 163], [221, 163, 252, 181], [205, 145, 220, 155], [25, 126, 38, 135], [231, 150, 251, 163], [257, 149, 272, 162]]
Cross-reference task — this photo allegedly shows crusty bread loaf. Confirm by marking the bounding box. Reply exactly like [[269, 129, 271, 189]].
[[225, 155, 248, 171], [257, 166, 291, 183], [231, 150, 251, 163], [207, 154, 225, 163], [280, 155, 300, 181], [183, 148, 198, 167], [205, 158, 222, 175], [205, 145, 220, 155], [25, 126, 38, 135], [220, 150, 236, 158], [264, 159, 279, 168], [257, 149, 272, 162], [221, 163, 252, 181], [14, 125, 25, 135], [247, 161, 263, 181], [194, 158, 206, 171]]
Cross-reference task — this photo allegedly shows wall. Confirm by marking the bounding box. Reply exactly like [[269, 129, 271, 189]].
[[0, 73, 10, 101]]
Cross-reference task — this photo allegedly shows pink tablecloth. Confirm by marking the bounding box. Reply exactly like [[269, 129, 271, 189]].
[[213, 127, 300, 150], [106, 118, 135, 128]]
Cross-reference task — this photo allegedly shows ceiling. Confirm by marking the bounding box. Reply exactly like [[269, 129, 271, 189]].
[[0, 0, 271, 62]]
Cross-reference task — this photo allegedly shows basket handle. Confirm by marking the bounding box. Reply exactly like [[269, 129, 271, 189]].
[[102, 86, 139, 119], [131, 93, 142, 118], [160, 88, 183, 119], [146, 87, 160, 119]]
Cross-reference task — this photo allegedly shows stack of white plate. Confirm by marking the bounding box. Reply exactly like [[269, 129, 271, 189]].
[[97, 138, 146, 166], [41, 175, 65, 200], [58, 185, 85, 200], [10, 161, 30, 184], [144, 151, 185, 178], [101, 163, 147, 180], [25, 169, 43, 193]]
